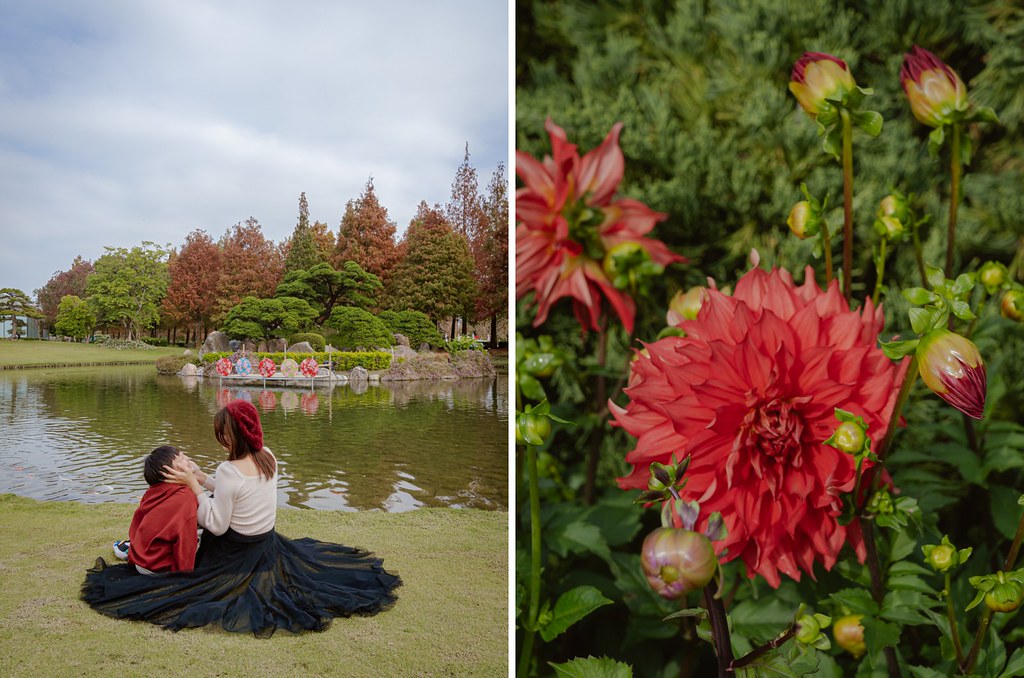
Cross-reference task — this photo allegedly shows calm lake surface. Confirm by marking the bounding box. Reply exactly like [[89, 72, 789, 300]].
[[0, 365, 508, 512]]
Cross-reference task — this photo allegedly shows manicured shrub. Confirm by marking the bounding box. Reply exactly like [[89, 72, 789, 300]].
[[201, 351, 391, 371], [288, 332, 326, 351], [325, 306, 394, 350], [379, 309, 444, 347]]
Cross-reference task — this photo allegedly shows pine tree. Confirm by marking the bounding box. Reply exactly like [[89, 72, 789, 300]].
[[0, 288, 44, 338], [285, 192, 323, 274], [334, 177, 398, 283]]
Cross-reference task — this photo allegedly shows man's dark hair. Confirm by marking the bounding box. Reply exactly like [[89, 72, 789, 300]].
[[143, 445, 180, 486]]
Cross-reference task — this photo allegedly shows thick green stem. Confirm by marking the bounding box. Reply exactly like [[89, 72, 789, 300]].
[[947, 125, 962, 276], [873, 238, 887, 306], [945, 572, 965, 665], [861, 519, 900, 678], [840, 109, 854, 303], [518, 444, 543, 678], [821, 219, 834, 285]]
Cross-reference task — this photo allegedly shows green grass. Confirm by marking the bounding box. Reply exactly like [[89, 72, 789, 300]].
[[0, 495, 508, 677], [0, 341, 184, 368]]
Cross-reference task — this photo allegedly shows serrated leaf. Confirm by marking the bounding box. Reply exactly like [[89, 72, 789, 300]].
[[730, 598, 798, 643], [908, 666, 948, 678], [949, 299, 976, 321], [861, 616, 900, 654], [539, 586, 614, 642], [903, 287, 937, 305], [908, 307, 934, 335], [550, 656, 633, 678]]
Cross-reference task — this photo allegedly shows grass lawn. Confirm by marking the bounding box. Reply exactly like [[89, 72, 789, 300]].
[[0, 341, 184, 368], [0, 495, 508, 677]]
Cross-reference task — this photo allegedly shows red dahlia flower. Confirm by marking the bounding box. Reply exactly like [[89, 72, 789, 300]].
[[516, 118, 683, 333], [611, 266, 908, 587]]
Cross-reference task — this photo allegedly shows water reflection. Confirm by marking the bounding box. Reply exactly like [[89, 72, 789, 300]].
[[0, 366, 508, 512]]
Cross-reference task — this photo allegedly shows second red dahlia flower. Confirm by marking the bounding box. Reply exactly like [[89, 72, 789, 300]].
[[612, 265, 908, 587], [516, 118, 683, 333]]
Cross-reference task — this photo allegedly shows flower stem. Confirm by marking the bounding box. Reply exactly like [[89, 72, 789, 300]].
[[873, 238, 887, 306], [945, 572, 965, 665], [912, 215, 929, 289], [861, 519, 900, 678], [947, 124, 962, 276], [729, 627, 795, 671], [583, 318, 609, 505], [518, 443, 543, 678], [963, 507, 1024, 673], [703, 586, 734, 677], [840, 108, 855, 304], [875, 355, 919, 470], [821, 219, 834, 285]]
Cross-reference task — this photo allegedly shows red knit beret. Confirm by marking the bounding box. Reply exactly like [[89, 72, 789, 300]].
[[225, 400, 263, 451]]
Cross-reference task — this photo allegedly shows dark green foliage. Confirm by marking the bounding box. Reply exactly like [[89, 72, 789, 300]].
[[53, 294, 94, 340], [222, 296, 317, 340], [155, 354, 198, 374], [276, 261, 381, 322], [288, 332, 326, 351], [379, 309, 444, 347], [201, 350, 391, 371], [325, 306, 394, 350]]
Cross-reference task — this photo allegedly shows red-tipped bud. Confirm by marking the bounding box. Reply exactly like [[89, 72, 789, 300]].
[[789, 52, 857, 119], [1001, 290, 1023, 322], [916, 329, 986, 419], [640, 528, 717, 600], [787, 201, 821, 239], [900, 46, 969, 128]]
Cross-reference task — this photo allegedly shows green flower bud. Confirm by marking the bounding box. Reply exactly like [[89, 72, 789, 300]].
[[979, 262, 1007, 292], [833, 421, 867, 454], [867, 489, 894, 516], [515, 412, 552, 446], [876, 215, 905, 241], [640, 528, 717, 599], [877, 194, 910, 223], [986, 581, 1024, 613], [922, 536, 971, 573], [787, 201, 821, 239], [833, 614, 866, 658]]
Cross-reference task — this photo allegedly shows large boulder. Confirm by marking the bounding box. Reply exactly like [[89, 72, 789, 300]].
[[394, 333, 410, 347], [199, 331, 230, 357], [393, 344, 418, 362], [257, 340, 268, 353], [287, 341, 314, 354], [349, 366, 369, 382], [178, 363, 199, 376]]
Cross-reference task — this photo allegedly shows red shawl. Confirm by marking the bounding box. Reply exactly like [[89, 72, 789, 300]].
[[128, 483, 198, 573]]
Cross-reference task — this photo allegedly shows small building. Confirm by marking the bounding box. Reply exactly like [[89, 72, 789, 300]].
[[1, 315, 47, 339]]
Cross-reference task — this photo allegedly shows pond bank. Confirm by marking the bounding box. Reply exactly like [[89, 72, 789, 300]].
[[0, 494, 507, 676], [0, 342, 182, 369]]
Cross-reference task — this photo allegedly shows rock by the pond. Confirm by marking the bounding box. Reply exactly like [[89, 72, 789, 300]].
[[349, 366, 369, 381], [183, 349, 192, 357], [199, 331, 230, 357], [394, 333, 410, 347], [394, 344, 418, 362], [178, 363, 199, 376], [257, 340, 268, 353], [287, 341, 314, 354], [228, 339, 241, 352], [417, 343, 431, 352]]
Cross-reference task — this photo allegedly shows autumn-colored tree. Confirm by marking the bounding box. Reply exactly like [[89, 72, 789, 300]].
[[476, 163, 509, 347], [34, 256, 94, 331], [333, 177, 398, 282], [309, 221, 335, 263], [163, 229, 223, 344], [85, 243, 169, 341], [216, 218, 284, 321], [446, 143, 488, 244], [0, 288, 44, 338], [284, 192, 324, 274], [387, 212, 477, 329]]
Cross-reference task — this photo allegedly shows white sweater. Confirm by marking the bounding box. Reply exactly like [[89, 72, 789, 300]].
[[197, 449, 277, 536]]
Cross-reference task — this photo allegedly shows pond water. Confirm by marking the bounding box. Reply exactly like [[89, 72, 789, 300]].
[[0, 365, 508, 512]]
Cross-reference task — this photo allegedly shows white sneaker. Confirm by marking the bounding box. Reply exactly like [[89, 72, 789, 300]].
[[112, 540, 129, 560]]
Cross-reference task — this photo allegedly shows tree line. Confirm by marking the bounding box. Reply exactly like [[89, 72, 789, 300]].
[[21, 149, 508, 348]]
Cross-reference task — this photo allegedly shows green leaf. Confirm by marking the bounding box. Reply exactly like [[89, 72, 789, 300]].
[[828, 588, 879, 616], [998, 647, 1024, 678], [992, 485, 1022, 540], [925, 265, 946, 289], [822, 124, 842, 161], [902, 287, 937, 305], [960, 132, 973, 167], [879, 339, 919, 360], [908, 307, 934, 335], [550, 656, 633, 678], [539, 586, 614, 642], [972, 106, 1000, 124], [518, 373, 547, 402], [951, 273, 975, 296], [861, 616, 900, 656], [662, 607, 707, 621], [886, 574, 937, 596], [730, 597, 798, 643], [853, 110, 883, 136], [948, 299, 976, 321], [928, 126, 946, 156], [908, 667, 948, 678]]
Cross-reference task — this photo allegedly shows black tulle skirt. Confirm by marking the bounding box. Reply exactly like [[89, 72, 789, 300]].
[[81, 528, 401, 637]]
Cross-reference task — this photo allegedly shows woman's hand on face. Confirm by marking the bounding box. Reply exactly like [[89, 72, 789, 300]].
[[163, 463, 202, 494]]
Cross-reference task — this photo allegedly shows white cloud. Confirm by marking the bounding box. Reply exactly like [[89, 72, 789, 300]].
[[0, 0, 508, 296]]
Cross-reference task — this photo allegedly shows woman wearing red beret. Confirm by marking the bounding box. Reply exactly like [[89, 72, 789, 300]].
[[82, 400, 401, 636]]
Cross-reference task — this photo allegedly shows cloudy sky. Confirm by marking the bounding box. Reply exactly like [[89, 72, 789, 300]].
[[0, 0, 509, 297]]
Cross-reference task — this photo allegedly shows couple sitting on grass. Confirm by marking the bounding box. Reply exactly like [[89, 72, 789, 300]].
[[82, 400, 401, 637]]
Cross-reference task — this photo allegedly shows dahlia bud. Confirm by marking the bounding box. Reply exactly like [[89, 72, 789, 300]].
[[978, 261, 1007, 292], [875, 215, 905, 241], [915, 329, 987, 419], [789, 52, 857, 119], [667, 287, 707, 325], [825, 409, 870, 458], [877, 194, 910, 224], [867, 489, 894, 516], [602, 241, 660, 291], [968, 571, 1024, 613], [795, 613, 832, 649], [1000, 290, 1023, 322], [640, 527, 717, 600], [787, 201, 818, 240], [900, 46, 969, 128], [922, 536, 972, 573], [833, 614, 866, 658], [515, 412, 552, 446]]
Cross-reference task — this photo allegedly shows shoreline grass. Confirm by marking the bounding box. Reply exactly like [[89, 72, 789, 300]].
[[0, 341, 184, 369], [0, 494, 508, 677]]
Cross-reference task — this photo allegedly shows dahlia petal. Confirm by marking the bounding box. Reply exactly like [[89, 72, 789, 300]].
[[576, 122, 624, 205]]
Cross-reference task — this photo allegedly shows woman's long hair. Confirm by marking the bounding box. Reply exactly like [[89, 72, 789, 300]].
[[214, 407, 276, 481]]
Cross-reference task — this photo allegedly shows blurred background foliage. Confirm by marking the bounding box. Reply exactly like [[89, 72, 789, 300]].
[[516, 1, 1024, 675]]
